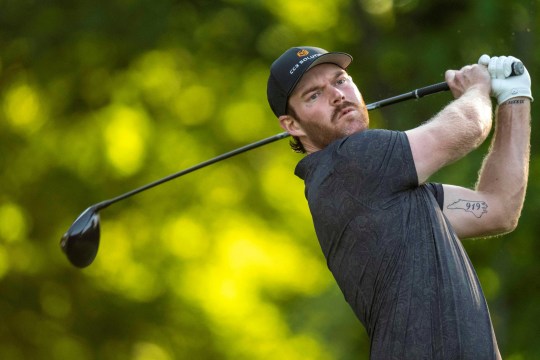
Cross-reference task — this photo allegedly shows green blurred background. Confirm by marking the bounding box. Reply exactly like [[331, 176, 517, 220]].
[[1, 0, 538, 359]]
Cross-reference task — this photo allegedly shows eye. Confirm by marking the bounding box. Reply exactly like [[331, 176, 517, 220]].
[[308, 91, 321, 101], [336, 76, 350, 86]]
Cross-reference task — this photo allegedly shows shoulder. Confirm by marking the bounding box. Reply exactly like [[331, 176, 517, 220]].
[[337, 129, 407, 153], [295, 130, 410, 180]]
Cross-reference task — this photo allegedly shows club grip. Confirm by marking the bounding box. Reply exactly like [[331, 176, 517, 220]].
[[511, 61, 525, 76], [415, 82, 450, 98]]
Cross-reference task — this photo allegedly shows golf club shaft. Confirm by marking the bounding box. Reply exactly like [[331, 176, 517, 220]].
[[94, 81, 451, 211], [94, 131, 291, 211], [366, 82, 449, 110]]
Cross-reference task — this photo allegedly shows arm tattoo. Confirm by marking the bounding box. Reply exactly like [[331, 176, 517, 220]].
[[447, 199, 488, 218], [503, 99, 526, 105]]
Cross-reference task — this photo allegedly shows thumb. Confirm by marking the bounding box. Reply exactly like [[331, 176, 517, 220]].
[[445, 69, 456, 83], [478, 54, 490, 66], [444, 70, 461, 99]]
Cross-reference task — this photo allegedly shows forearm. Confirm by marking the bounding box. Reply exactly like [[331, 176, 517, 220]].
[[407, 87, 492, 184], [444, 65, 493, 150], [444, 87, 493, 151], [475, 98, 531, 229]]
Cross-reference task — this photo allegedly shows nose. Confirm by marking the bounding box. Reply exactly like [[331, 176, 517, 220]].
[[331, 87, 345, 105]]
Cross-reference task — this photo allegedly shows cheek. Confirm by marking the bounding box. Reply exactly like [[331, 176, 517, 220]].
[[351, 88, 363, 103], [299, 104, 330, 121], [346, 84, 363, 104]]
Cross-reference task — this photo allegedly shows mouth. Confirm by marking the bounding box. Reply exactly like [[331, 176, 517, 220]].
[[334, 106, 356, 122], [340, 107, 355, 117], [331, 102, 361, 123]]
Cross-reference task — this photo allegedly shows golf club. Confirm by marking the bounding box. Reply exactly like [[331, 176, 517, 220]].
[[61, 61, 524, 268]]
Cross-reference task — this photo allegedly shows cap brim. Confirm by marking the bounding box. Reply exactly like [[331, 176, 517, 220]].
[[288, 52, 353, 98], [307, 52, 353, 72]]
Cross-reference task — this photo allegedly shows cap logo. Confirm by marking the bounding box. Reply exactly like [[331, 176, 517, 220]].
[[289, 51, 323, 75]]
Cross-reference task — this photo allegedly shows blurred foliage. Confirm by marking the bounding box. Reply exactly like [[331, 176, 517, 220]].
[[0, 0, 539, 359]]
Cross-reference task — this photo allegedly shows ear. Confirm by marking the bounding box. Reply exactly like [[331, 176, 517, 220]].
[[278, 115, 305, 137]]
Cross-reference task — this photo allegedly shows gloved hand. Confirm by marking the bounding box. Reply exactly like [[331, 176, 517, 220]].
[[478, 54, 533, 104]]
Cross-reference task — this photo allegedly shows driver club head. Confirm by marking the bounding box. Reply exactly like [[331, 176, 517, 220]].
[[60, 206, 101, 268]]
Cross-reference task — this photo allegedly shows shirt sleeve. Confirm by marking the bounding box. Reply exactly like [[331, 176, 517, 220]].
[[424, 183, 444, 210], [334, 129, 419, 197]]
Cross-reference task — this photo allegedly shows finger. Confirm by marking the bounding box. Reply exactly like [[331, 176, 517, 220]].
[[478, 54, 490, 66], [496, 56, 507, 79], [488, 56, 503, 79]]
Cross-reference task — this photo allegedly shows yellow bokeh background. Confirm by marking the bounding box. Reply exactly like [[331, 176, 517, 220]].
[[1, 0, 539, 359]]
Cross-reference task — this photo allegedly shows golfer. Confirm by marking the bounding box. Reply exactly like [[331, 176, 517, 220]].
[[267, 46, 532, 359]]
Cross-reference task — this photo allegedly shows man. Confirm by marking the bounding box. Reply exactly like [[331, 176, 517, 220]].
[[267, 46, 532, 359]]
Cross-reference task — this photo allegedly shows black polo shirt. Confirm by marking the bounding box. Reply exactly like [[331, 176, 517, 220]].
[[295, 129, 500, 359]]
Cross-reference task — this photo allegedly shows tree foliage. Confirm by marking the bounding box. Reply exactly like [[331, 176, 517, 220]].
[[0, 0, 538, 359]]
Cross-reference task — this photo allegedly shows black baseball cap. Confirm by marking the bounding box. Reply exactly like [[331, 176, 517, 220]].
[[267, 46, 353, 117]]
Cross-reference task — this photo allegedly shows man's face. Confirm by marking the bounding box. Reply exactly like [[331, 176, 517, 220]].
[[281, 63, 369, 153]]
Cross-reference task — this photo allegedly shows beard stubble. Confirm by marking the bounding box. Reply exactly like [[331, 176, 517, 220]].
[[293, 101, 367, 150]]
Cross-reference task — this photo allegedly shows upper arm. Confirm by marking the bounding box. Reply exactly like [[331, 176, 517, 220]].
[[406, 123, 452, 184], [442, 184, 515, 239]]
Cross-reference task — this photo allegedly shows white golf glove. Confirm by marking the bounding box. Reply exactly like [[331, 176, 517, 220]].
[[478, 54, 533, 104]]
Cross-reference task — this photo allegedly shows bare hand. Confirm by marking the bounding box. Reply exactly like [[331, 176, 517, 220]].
[[445, 64, 491, 99]]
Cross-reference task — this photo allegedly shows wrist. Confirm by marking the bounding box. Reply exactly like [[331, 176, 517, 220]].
[[463, 85, 491, 104], [500, 97, 531, 106], [497, 90, 533, 105]]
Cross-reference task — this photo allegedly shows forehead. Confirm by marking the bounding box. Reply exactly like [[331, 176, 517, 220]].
[[293, 63, 346, 95]]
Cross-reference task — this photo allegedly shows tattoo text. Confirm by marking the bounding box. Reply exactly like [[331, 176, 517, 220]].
[[447, 199, 488, 218]]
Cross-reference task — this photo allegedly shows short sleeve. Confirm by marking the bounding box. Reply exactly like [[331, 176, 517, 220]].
[[424, 183, 444, 210]]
